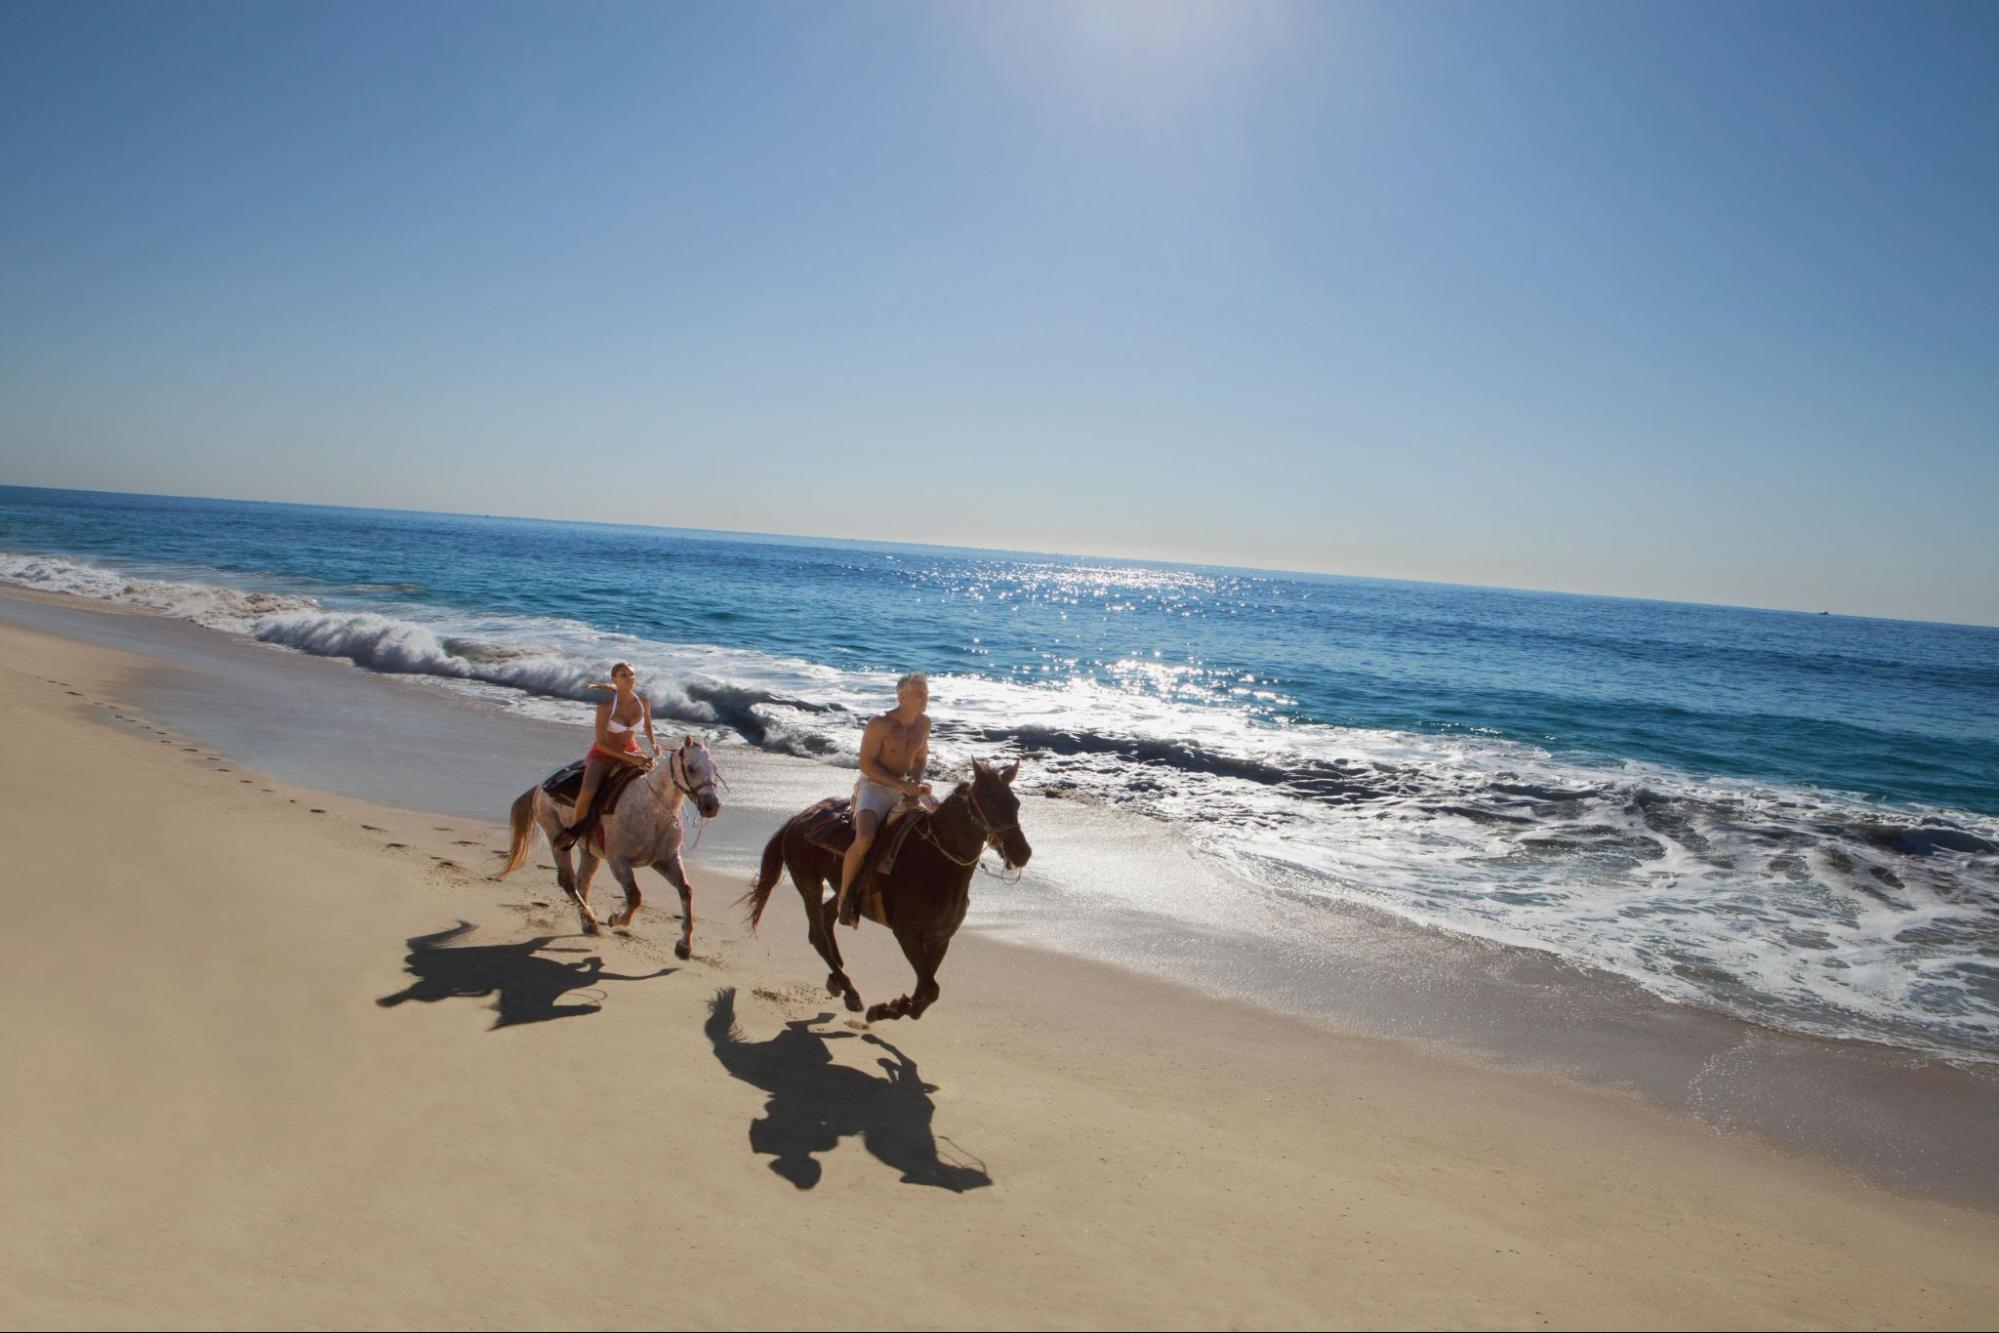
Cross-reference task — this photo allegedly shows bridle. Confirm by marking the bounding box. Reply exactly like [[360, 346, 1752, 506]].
[[920, 782, 1022, 870], [667, 745, 719, 806], [660, 743, 722, 854]]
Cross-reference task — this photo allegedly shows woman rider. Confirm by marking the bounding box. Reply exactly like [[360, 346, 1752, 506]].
[[553, 661, 657, 850]]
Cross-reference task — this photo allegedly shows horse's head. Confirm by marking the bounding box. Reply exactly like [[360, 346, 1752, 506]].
[[669, 736, 723, 819], [968, 758, 1031, 870]]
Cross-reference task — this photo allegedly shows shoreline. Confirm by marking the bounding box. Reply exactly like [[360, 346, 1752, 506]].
[[3, 583, 1998, 1212], [3, 543, 1995, 1069], [3, 607, 1998, 1327]]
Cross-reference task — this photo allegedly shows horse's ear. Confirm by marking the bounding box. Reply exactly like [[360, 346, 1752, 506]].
[[682, 735, 692, 751], [1000, 760, 1019, 786], [972, 758, 989, 778]]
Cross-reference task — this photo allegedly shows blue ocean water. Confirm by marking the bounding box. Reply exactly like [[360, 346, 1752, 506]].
[[5, 485, 1996, 1060]]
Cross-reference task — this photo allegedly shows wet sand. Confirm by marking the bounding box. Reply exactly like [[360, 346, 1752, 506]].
[[3, 607, 1999, 1327]]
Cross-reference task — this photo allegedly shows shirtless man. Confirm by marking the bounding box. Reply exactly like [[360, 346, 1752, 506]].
[[836, 672, 932, 927]]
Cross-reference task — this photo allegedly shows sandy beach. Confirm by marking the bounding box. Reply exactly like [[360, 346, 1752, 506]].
[[3, 609, 1997, 1329], [8, 0, 1997, 1322]]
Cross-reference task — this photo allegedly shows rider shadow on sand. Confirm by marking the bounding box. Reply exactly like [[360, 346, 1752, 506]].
[[705, 988, 991, 1193], [377, 922, 675, 1029]]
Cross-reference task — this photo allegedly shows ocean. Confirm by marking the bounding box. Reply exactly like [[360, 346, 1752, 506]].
[[4, 483, 1995, 1064]]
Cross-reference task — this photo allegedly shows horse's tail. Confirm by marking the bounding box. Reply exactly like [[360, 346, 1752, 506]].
[[497, 786, 540, 879], [739, 822, 790, 931]]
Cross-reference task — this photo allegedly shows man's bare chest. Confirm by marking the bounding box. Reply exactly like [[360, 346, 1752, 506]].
[[877, 719, 923, 763]]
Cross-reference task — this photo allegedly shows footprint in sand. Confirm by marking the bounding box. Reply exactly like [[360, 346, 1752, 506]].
[[433, 858, 461, 870], [385, 842, 408, 850], [240, 779, 252, 784], [453, 840, 478, 847], [309, 809, 327, 815], [361, 825, 384, 832]]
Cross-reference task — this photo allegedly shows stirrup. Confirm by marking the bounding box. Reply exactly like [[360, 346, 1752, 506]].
[[552, 820, 587, 851]]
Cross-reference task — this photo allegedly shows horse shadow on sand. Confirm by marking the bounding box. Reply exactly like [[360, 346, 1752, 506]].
[[705, 987, 990, 1193], [377, 922, 675, 1029]]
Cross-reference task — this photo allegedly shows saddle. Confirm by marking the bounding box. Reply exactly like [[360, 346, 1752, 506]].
[[797, 796, 928, 927], [541, 760, 649, 849]]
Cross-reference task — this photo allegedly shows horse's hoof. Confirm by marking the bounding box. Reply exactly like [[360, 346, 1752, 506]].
[[865, 1002, 892, 1022], [674, 939, 691, 961], [579, 916, 602, 936], [844, 989, 865, 1014], [826, 973, 844, 998]]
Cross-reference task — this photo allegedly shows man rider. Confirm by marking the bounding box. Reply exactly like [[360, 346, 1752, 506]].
[[836, 672, 932, 926]]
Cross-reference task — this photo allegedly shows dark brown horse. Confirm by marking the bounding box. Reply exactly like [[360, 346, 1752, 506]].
[[742, 760, 1031, 1022]]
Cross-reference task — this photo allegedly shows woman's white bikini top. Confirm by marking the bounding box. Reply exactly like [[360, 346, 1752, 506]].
[[607, 694, 645, 733]]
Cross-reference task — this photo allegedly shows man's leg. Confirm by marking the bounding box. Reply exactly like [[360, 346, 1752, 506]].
[[836, 809, 881, 927]]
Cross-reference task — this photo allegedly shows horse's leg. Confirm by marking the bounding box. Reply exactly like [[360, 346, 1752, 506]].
[[605, 855, 644, 931], [543, 799, 583, 898], [905, 933, 948, 1019], [791, 849, 862, 1013], [651, 853, 694, 960], [867, 930, 947, 1023], [571, 847, 605, 935]]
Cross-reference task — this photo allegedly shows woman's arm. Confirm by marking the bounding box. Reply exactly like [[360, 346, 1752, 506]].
[[591, 700, 620, 755], [642, 698, 658, 756]]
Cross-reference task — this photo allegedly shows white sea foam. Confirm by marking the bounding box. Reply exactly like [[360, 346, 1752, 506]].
[[0, 551, 317, 629], [7, 547, 1996, 1062]]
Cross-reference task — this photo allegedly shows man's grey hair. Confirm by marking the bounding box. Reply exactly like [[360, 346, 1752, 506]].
[[896, 672, 928, 693]]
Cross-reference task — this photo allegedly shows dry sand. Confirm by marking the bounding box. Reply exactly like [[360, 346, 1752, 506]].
[[2, 617, 1996, 1330]]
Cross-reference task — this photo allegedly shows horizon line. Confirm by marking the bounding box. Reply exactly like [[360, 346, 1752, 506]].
[[3, 481, 1993, 633]]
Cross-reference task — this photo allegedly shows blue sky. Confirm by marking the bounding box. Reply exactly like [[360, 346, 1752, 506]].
[[2, 1, 1995, 624]]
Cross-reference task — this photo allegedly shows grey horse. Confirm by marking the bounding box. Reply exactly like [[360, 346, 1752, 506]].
[[500, 736, 722, 957]]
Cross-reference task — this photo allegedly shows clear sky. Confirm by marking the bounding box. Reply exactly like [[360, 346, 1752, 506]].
[[2, 1, 1994, 624]]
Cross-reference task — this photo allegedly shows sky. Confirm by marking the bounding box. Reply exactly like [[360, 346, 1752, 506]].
[[1, 1, 1995, 625]]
